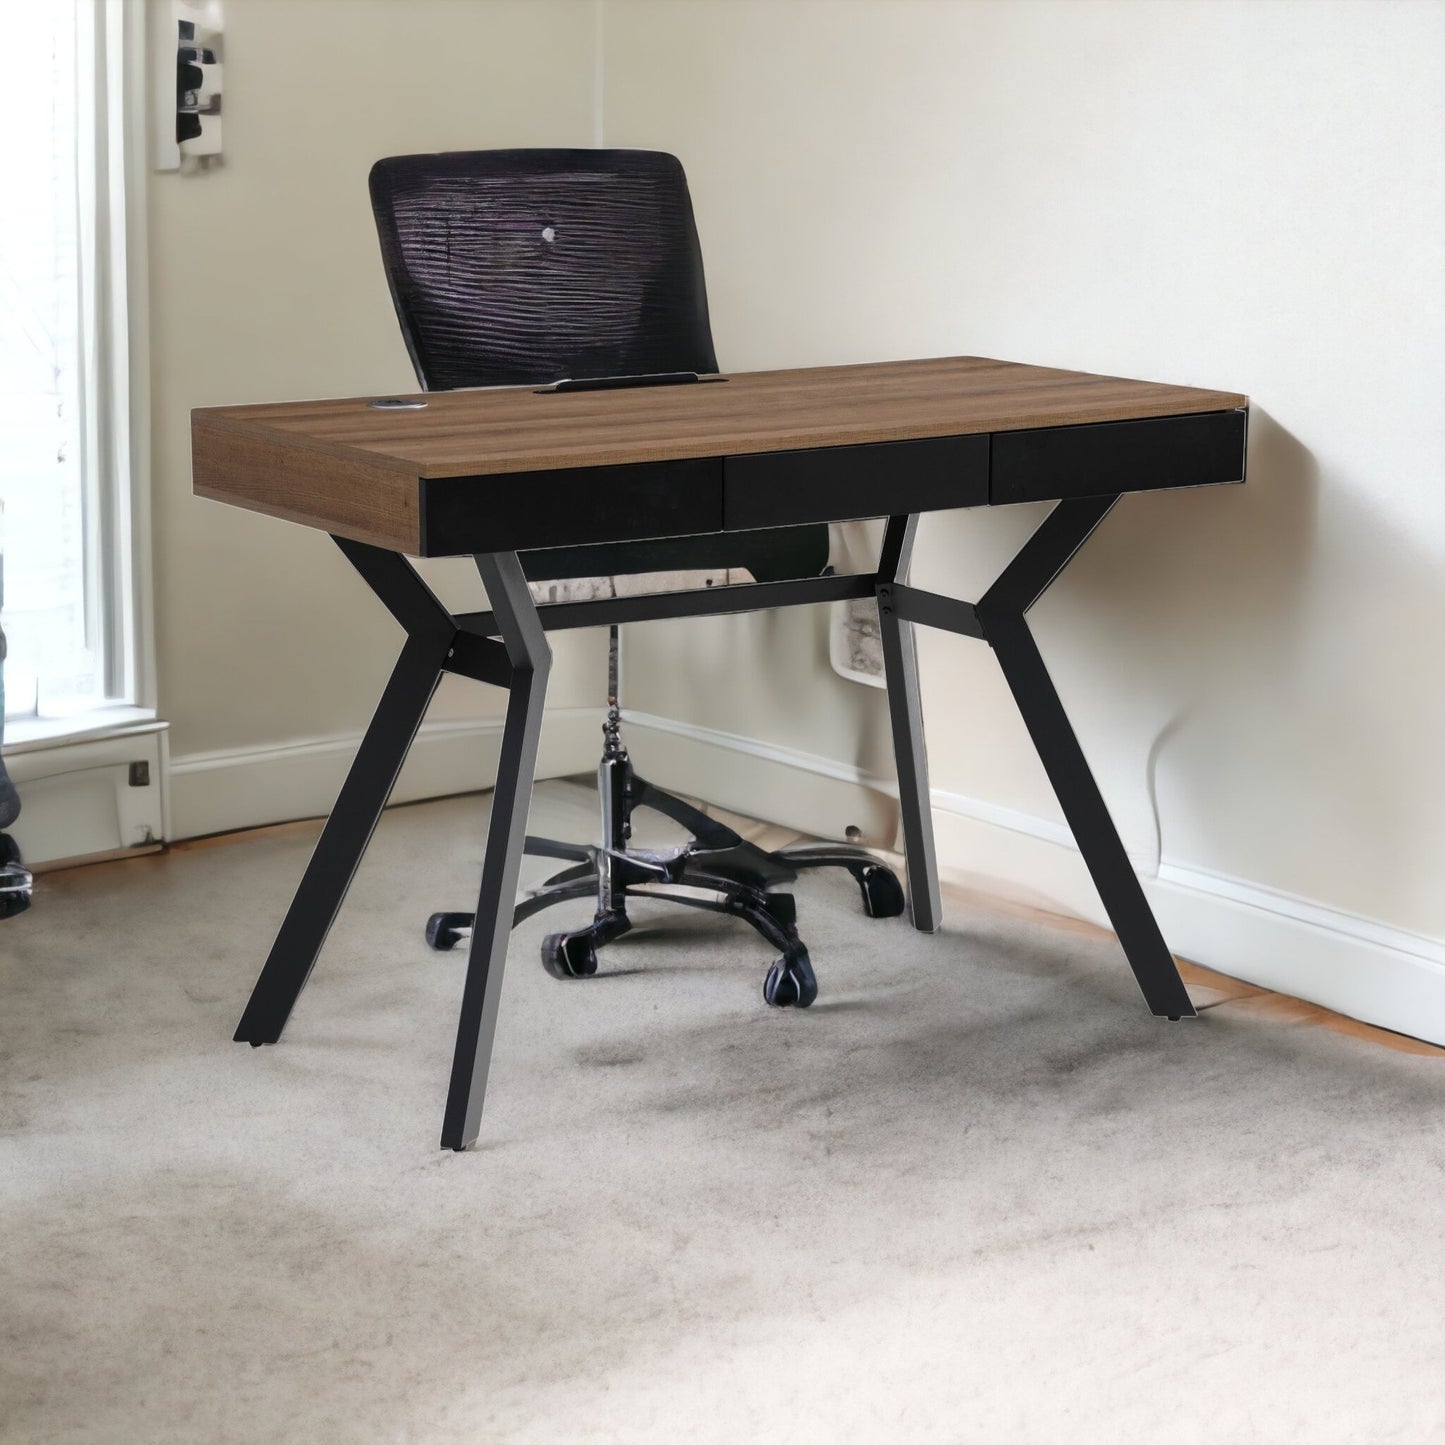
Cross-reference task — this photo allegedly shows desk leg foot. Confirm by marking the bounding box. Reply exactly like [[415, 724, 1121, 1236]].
[[440, 554, 552, 1152], [234, 632, 449, 1046]]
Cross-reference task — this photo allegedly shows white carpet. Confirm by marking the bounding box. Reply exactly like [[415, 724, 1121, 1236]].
[[1, 781, 1441, 1443]]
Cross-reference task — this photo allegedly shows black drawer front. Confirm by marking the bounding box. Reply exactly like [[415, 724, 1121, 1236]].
[[419, 456, 723, 557], [991, 409, 1247, 505], [724, 434, 989, 530]]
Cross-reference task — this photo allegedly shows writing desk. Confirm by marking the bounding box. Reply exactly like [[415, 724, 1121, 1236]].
[[192, 355, 1248, 1149]]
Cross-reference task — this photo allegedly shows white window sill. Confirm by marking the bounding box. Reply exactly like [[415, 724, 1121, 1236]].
[[3, 706, 163, 755]]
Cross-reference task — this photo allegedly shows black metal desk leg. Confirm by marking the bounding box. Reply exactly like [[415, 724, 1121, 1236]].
[[976, 499, 1194, 1019], [876, 515, 942, 933], [441, 552, 553, 1150], [234, 632, 450, 1044]]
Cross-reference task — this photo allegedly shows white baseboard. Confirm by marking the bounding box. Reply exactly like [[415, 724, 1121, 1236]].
[[622, 709, 1445, 1046], [6, 722, 170, 868], [619, 708, 901, 846], [168, 707, 602, 841]]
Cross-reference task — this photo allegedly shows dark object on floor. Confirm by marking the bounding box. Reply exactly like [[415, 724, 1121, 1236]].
[[0, 760, 15, 831], [0, 613, 17, 832], [0, 610, 28, 917], [0, 832, 30, 919], [368, 149, 903, 1003]]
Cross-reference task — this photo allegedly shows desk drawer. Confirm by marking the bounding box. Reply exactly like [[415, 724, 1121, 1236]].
[[419, 457, 723, 557], [723, 434, 989, 530], [991, 409, 1247, 505]]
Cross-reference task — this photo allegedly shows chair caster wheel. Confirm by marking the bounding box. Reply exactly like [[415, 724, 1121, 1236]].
[[761, 891, 797, 928], [853, 863, 905, 919], [0, 835, 29, 920], [0, 874, 31, 919], [425, 911, 472, 951], [763, 948, 817, 1008], [541, 931, 599, 980]]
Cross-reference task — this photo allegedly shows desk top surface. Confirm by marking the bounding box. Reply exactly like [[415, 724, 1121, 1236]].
[[192, 355, 1247, 480]]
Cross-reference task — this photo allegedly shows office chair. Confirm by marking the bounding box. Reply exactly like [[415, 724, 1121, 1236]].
[[368, 149, 903, 1007]]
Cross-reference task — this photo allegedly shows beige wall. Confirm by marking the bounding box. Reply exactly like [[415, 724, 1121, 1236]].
[[151, 0, 605, 829], [602, 1, 1445, 957]]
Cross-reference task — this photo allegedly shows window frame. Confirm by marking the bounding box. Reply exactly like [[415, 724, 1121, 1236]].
[[4, 0, 155, 749]]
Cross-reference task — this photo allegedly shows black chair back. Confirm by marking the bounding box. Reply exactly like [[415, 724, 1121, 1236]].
[[369, 149, 718, 391], [369, 149, 826, 582]]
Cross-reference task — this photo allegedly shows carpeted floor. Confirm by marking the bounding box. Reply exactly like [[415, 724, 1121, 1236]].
[[1, 781, 1441, 1444]]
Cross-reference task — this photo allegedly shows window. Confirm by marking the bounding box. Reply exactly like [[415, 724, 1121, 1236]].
[[1, 1, 148, 739]]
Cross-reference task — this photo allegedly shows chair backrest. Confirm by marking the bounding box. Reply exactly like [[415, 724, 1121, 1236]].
[[368, 149, 718, 391], [368, 149, 827, 584]]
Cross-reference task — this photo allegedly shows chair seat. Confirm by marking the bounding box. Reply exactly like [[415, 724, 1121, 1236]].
[[520, 522, 831, 589]]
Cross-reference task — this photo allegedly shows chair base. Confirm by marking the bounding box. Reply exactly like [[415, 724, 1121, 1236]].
[[425, 749, 903, 1008]]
